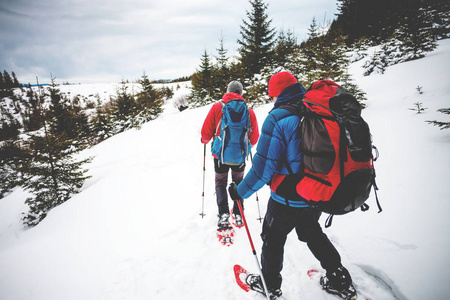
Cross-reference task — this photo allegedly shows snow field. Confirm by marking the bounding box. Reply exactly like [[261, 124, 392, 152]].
[[0, 40, 449, 299]]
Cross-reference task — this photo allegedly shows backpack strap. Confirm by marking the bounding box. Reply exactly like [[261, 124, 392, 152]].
[[372, 169, 382, 213], [277, 103, 304, 177], [275, 103, 304, 207], [215, 101, 225, 137], [325, 178, 380, 228], [277, 101, 305, 117], [302, 99, 342, 117], [335, 116, 348, 181], [280, 155, 293, 207]]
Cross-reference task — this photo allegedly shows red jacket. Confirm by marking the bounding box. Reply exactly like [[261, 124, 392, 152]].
[[201, 92, 259, 147]]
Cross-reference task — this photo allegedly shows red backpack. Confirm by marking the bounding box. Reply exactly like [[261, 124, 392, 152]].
[[278, 79, 381, 226]]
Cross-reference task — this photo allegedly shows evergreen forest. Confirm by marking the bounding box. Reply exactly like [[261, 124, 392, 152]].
[[1, 0, 449, 227], [189, 0, 449, 107]]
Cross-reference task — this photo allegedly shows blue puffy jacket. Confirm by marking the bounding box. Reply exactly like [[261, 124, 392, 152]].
[[237, 82, 309, 207]]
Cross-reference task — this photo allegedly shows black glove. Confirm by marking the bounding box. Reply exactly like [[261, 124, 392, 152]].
[[228, 182, 242, 201]]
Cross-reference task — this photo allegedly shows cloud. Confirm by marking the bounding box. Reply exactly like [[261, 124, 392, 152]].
[[0, 0, 337, 84]]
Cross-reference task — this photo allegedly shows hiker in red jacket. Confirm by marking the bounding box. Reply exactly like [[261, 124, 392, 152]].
[[201, 81, 259, 228]]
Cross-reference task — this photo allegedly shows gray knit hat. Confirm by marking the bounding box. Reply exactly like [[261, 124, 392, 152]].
[[227, 81, 243, 95]]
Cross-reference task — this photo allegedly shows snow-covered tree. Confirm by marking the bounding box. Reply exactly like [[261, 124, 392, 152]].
[[21, 86, 44, 132], [2, 70, 14, 89], [113, 80, 135, 122], [134, 73, 164, 125], [273, 28, 299, 68], [428, 0, 450, 39], [22, 130, 91, 227], [296, 23, 349, 87], [340, 71, 368, 107], [0, 141, 29, 199], [46, 78, 90, 148], [22, 83, 92, 227], [349, 37, 371, 63], [363, 44, 391, 76], [0, 104, 20, 141], [90, 95, 115, 143], [396, 6, 437, 61]]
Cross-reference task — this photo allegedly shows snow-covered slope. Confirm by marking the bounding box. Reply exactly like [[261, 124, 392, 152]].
[[0, 40, 449, 300]]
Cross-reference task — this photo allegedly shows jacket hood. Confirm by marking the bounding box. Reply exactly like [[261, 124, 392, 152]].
[[222, 92, 245, 103], [273, 82, 306, 109]]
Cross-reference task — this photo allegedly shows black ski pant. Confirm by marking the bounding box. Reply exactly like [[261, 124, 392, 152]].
[[214, 158, 245, 215], [260, 198, 342, 290]]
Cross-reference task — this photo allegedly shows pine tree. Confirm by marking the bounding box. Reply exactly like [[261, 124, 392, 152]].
[[350, 37, 370, 62], [396, 5, 437, 61], [91, 94, 115, 143], [22, 86, 44, 132], [427, 108, 450, 130], [238, 0, 276, 77], [0, 105, 21, 141], [318, 31, 348, 80], [0, 141, 30, 199], [330, 0, 425, 44], [340, 71, 368, 106], [296, 20, 349, 86], [190, 49, 215, 107], [68, 94, 91, 145], [363, 43, 392, 76], [428, 0, 450, 39], [113, 80, 135, 123], [11, 72, 20, 87], [159, 86, 174, 101], [214, 34, 230, 97], [273, 28, 298, 68], [308, 17, 320, 40], [22, 131, 91, 227], [46, 77, 90, 147], [216, 34, 229, 72], [2, 70, 14, 89], [22, 83, 91, 227], [134, 72, 164, 124]]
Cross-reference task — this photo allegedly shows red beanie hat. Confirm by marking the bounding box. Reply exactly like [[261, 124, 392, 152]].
[[268, 71, 297, 97]]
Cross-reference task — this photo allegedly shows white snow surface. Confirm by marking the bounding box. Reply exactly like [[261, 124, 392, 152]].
[[1, 40, 450, 300]]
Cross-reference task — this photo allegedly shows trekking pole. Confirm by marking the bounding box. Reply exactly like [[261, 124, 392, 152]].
[[235, 198, 270, 300], [200, 144, 206, 218], [250, 151, 263, 223]]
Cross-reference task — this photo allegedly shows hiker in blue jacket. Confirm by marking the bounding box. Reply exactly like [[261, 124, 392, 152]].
[[229, 72, 356, 299]]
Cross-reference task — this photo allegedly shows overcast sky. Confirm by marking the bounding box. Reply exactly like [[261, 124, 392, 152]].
[[0, 0, 338, 84]]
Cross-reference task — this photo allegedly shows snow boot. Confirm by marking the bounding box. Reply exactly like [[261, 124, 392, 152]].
[[320, 266, 357, 300], [246, 274, 282, 300], [234, 213, 243, 227], [217, 213, 231, 229]]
